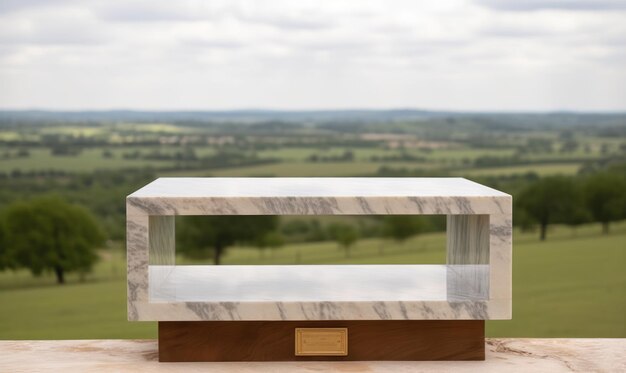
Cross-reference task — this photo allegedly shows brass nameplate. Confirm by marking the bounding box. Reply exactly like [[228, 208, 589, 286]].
[[295, 328, 348, 356]]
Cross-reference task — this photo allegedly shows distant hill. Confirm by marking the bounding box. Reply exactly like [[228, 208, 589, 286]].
[[0, 109, 450, 124], [0, 109, 624, 130]]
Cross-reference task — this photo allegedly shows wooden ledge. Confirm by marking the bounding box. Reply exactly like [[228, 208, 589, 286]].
[[1, 338, 624, 372]]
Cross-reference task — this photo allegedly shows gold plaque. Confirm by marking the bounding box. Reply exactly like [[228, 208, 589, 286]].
[[295, 328, 348, 356]]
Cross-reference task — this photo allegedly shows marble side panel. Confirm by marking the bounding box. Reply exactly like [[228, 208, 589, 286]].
[[446, 265, 490, 301], [148, 216, 175, 296], [148, 216, 175, 265], [446, 215, 490, 264], [447, 215, 491, 301], [489, 213, 513, 305], [126, 213, 149, 321]]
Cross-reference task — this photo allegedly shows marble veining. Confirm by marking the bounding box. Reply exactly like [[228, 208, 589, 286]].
[[127, 177, 512, 321]]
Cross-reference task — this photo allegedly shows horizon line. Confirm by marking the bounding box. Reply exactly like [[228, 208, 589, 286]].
[[1, 107, 626, 115]]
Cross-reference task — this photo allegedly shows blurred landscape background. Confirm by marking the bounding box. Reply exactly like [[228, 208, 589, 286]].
[[0, 109, 624, 339], [0, 1, 625, 340]]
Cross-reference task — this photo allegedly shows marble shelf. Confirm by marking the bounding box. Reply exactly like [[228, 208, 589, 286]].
[[127, 177, 512, 322], [149, 265, 489, 302], [144, 264, 498, 321]]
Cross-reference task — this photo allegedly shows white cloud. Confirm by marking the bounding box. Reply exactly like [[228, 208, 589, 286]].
[[476, 0, 626, 12], [0, 0, 625, 110]]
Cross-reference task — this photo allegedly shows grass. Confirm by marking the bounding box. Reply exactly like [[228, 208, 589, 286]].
[[112, 123, 195, 134], [0, 248, 156, 339], [423, 148, 517, 161], [254, 146, 462, 162], [39, 126, 108, 137], [488, 226, 626, 337], [196, 161, 428, 177], [0, 221, 624, 339], [252, 147, 527, 165], [460, 162, 582, 177], [0, 148, 174, 173], [0, 146, 224, 173], [0, 142, 599, 177], [0, 281, 155, 339], [256, 147, 400, 162]]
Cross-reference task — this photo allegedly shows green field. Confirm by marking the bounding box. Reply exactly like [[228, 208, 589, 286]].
[[461, 163, 582, 177], [423, 148, 516, 161], [0, 148, 171, 172], [171, 161, 428, 177], [0, 221, 624, 339], [256, 147, 401, 162], [0, 141, 600, 177]]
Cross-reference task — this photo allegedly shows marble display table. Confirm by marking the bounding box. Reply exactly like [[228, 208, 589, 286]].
[[127, 177, 512, 361]]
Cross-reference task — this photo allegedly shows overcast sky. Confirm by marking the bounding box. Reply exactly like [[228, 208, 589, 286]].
[[1, 0, 625, 111]]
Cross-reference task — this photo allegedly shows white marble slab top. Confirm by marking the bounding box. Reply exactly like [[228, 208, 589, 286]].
[[149, 264, 489, 303], [129, 177, 509, 199]]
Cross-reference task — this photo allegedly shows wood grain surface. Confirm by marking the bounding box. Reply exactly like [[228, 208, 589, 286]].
[[158, 320, 485, 362]]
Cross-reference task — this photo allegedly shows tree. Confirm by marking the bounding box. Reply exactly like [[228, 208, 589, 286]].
[[527, 138, 553, 153], [382, 216, 424, 243], [513, 208, 537, 233], [583, 173, 626, 234], [341, 150, 354, 161], [327, 223, 359, 258], [16, 148, 30, 158], [256, 231, 285, 258], [564, 207, 591, 236], [517, 176, 580, 241], [102, 149, 114, 158], [178, 216, 278, 265], [560, 139, 579, 153], [2, 196, 105, 284]]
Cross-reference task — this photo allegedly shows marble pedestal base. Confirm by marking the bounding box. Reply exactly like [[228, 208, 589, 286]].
[[158, 320, 485, 362]]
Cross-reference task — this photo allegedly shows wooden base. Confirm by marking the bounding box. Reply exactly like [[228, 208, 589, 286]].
[[159, 320, 485, 362]]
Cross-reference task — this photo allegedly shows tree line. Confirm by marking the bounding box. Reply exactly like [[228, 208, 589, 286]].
[[516, 172, 626, 240], [0, 170, 624, 284]]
